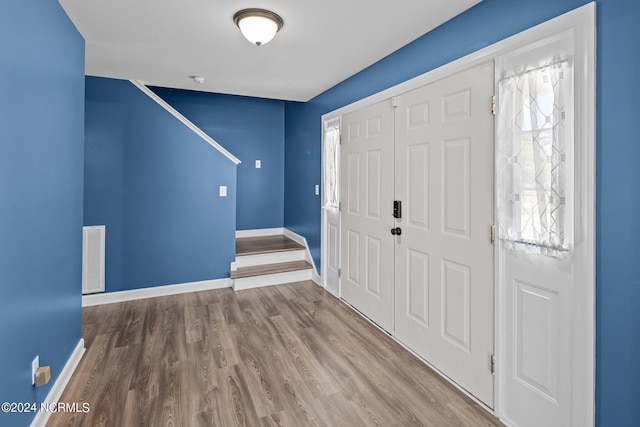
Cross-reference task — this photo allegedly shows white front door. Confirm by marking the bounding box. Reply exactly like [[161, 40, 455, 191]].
[[393, 61, 495, 406], [323, 121, 341, 296], [497, 32, 580, 427], [340, 100, 395, 331]]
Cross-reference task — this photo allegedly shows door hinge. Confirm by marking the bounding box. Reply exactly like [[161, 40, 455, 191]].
[[491, 95, 496, 115], [338, 268, 342, 278], [391, 96, 399, 108], [490, 225, 495, 244], [339, 202, 342, 212], [339, 134, 343, 145], [490, 354, 496, 375]]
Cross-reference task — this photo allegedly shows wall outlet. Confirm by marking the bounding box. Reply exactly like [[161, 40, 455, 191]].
[[32, 356, 39, 385], [219, 186, 227, 197], [255, 160, 261, 169], [315, 184, 320, 196]]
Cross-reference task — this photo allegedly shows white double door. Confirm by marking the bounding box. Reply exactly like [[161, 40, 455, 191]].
[[340, 62, 495, 406]]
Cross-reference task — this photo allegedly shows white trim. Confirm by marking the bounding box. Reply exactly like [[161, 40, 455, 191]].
[[282, 228, 306, 246], [30, 339, 85, 427], [321, 4, 592, 123], [234, 249, 306, 269], [311, 271, 322, 287], [282, 228, 320, 281], [233, 269, 313, 291], [571, 4, 596, 426], [320, 4, 595, 426], [129, 80, 241, 165], [235, 227, 285, 238], [82, 278, 231, 307]]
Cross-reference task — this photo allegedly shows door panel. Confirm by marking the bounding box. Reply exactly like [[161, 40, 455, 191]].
[[442, 138, 470, 237], [340, 100, 395, 331], [325, 209, 340, 295], [407, 144, 429, 229], [515, 279, 559, 400], [407, 248, 429, 326], [393, 61, 495, 407], [442, 259, 471, 351], [503, 253, 571, 426]]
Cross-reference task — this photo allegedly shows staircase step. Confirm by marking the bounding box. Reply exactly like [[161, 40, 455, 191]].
[[234, 249, 306, 269], [231, 260, 312, 279], [236, 235, 304, 256], [232, 233, 314, 291]]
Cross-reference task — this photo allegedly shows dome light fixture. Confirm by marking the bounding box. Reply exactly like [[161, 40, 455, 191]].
[[233, 8, 283, 46]]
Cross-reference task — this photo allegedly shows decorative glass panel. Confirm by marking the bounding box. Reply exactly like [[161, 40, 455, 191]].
[[323, 123, 340, 208], [496, 57, 572, 256]]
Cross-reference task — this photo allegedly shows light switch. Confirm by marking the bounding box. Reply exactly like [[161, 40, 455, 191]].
[[315, 185, 320, 196], [255, 160, 261, 168], [219, 186, 227, 197]]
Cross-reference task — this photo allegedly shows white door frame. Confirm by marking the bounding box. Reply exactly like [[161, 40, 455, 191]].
[[320, 3, 595, 425]]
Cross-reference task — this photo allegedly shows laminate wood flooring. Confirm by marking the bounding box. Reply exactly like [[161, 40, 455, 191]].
[[47, 281, 503, 427]]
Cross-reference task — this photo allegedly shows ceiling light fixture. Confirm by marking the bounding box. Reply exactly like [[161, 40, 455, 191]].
[[191, 76, 205, 84], [233, 8, 283, 46]]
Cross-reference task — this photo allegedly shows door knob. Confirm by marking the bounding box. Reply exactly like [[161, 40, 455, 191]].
[[391, 227, 402, 235]]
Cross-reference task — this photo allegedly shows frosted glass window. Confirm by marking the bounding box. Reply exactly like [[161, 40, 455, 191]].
[[496, 57, 572, 256], [323, 124, 340, 208]]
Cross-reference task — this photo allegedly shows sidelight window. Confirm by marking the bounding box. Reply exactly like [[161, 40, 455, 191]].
[[323, 120, 340, 209], [496, 55, 573, 256]]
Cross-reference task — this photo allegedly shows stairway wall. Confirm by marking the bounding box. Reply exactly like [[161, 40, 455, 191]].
[[152, 87, 286, 231], [84, 77, 237, 292]]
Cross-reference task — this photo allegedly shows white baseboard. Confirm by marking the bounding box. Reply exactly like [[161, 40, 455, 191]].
[[30, 339, 85, 427], [283, 228, 322, 287], [311, 269, 322, 287], [282, 228, 306, 246], [283, 228, 320, 274], [236, 228, 285, 238], [82, 278, 231, 307]]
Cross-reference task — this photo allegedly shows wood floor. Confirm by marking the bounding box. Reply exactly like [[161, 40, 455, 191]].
[[48, 281, 503, 427]]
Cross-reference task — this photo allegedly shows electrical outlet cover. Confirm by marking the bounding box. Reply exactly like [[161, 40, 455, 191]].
[[32, 356, 39, 385]]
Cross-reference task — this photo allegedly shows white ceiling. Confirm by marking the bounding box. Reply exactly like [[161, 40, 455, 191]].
[[59, 0, 480, 102]]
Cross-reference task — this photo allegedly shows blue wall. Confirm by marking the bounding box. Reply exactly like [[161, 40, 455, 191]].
[[0, 1, 85, 426], [283, 0, 640, 425], [284, 101, 321, 269], [85, 77, 237, 292], [152, 88, 285, 231]]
